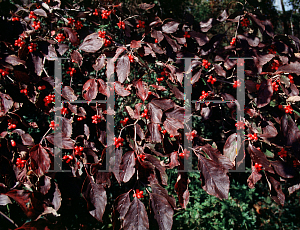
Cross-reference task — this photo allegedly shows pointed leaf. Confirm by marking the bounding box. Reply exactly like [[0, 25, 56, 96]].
[[120, 151, 136, 183], [29, 144, 50, 177], [83, 79, 98, 101], [117, 55, 130, 83], [162, 21, 179, 34]]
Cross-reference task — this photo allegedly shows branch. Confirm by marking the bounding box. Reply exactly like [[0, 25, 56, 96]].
[[0, 210, 18, 228]]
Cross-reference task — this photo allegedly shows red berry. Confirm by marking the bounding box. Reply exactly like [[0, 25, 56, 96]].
[[11, 140, 16, 147]]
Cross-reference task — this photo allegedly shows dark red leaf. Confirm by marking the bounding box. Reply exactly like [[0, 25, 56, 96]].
[[97, 79, 109, 97], [116, 55, 130, 83], [237, 34, 260, 47], [151, 30, 164, 43], [189, 31, 209, 46], [70, 50, 83, 66], [31, 52, 44, 76], [271, 160, 296, 178], [148, 102, 163, 123], [136, 123, 145, 140], [200, 18, 213, 32], [257, 79, 273, 108], [46, 133, 75, 149], [147, 43, 164, 54], [266, 173, 285, 206], [223, 133, 241, 163], [167, 82, 184, 100], [5, 55, 26, 66], [93, 54, 106, 71], [277, 61, 300, 75], [163, 34, 180, 52], [115, 82, 131, 96], [151, 99, 175, 111], [165, 106, 185, 123], [82, 79, 98, 101], [217, 10, 228, 22], [29, 144, 50, 177], [162, 21, 180, 33], [248, 143, 274, 173], [197, 154, 230, 199], [130, 40, 142, 49], [120, 151, 135, 183], [174, 172, 189, 208], [139, 3, 155, 10], [114, 191, 131, 220], [150, 193, 174, 230], [33, 9, 47, 17], [79, 34, 104, 53], [191, 69, 202, 84], [281, 114, 300, 149], [161, 151, 180, 169], [62, 27, 79, 45], [62, 85, 78, 101], [56, 43, 69, 56], [108, 148, 122, 184], [163, 118, 184, 136], [135, 80, 149, 101], [88, 180, 107, 222], [147, 123, 162, 143], [145, 154, 168, 185], [213, 64, 226, 77], [123, 197, 149, 230], [260, 121, 278, 138], [247, 165, 262, 188]]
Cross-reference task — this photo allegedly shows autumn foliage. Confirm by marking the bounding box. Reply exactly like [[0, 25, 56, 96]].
[[0, 0, 300, 229]]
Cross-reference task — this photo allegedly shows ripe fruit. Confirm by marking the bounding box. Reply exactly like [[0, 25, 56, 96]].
[[235, 121, 244, 130], [155, 39, 158, 43], [278, 104, 283, 110], [98, 30, 106, 38], [49, 121, 59, 130], [29, 11, 37, 19], [32, 21, 41, 30], [278, 148, 287, 158], [199, 91, 208, 100], [284, 105, 293, 114], [179, 149, 190, 159], [183, 31, 190, 38], [28, 43, 37, 52], [77, 116, 86, 121], [74, 146, 84, 156], [16, 158, 26, 168], [75, 20, 83, 30], [101, 9, 111, 19], [11, 140, 16, 147], [128, 54, 134, 63], [233, 80, 241, 88], [92, 114, 101, 124], [272, 81, 279, 91], [117, 21, 125, 29], [288, 74, 294, 84], [93, 9, 99, 16], [8, 122, 16, 129], [138, 154, 146, 161], [136, 20, 145, 28], [61, 107, 68, 115], [247, 133, 258, 141], [20, 89, 28, 95], [66, 67, 76, 76], [207, 75, 216, 84], [63, 155, 74, 164], [43, 94, 55, 106], [12, 17, 20, 21], [254, 163, 262, 172], [230, 37, 236, 45], [241, 18, 250, 27], [114, 137, 124, 148], [202, 59, 211, 69], [14, 38, 25, 47], [55, 33, 65, 43], [68, 18, 75, 25], [133, 189, 144, 199]]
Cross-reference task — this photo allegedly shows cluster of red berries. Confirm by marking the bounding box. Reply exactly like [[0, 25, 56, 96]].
[[207, 75, 216, 84], [199, 91, 209, 100], [28, 43, 37, 52], [235, 121, 245, 130], [44, 94, 55, 106], [74, 146, 84, 156], [230, 37, 236, 46], [12, 17, 20, 21], [247, 133, 258, 141], [20, 88, 28, 95], [38, 85, 46, 90], [233, 79, 241, 88], [117, 21, 125, 29], [120, 117, 129, 126], [128, 54, 134, 63], [254, 162, 262, 172], [288, 74, 294, 84], [101, 9, 111, 19], [104, 38, 112, 47], [63, 155, 74, 163], [186, 130, 197, 141], [55, 33, 66, 43], [136, 20, 145, 28], [49, 121, 59, 130], [92, 114, 102, 124], [137, 153, 146, 161], [67, 18, 75, 25], [77, 116, 86, 121], [67, 67, 76, 76], [141, 108, 148, 118], [32, 21, 41, 30], [179, 149, 190, 159], [256, 83, 261, 91], [278, 148, 287, 158], [183, 31, 190, 38], [8, 121, 16, 129], [272, 80, 279, 91], [29, 11, 37, 19], [93, 9, 99, 16], [14, 38, 25, 47], [241, 18, 250, 27], [0, 68, 9, 76], [16, 158, 26, 168], [293, 160, 300, 167], [133, 189, 144, 199], [11, 140, 16, 147], [61, 107, 68, 115], [98, 30, 106, 38], [270, 60, 280, 71], [158, 125, 167, 135], [284, 104, 293, 114], [114, 137, 124, 148], [268, 44, 277, 54], [75, 20, 83, 30], [202, 59, 211, 69]]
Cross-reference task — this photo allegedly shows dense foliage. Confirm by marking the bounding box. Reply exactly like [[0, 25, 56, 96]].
[[1, 0, 300, 229]]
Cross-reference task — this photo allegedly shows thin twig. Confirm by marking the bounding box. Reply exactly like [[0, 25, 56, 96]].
[[0, 210, 18, 228]]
